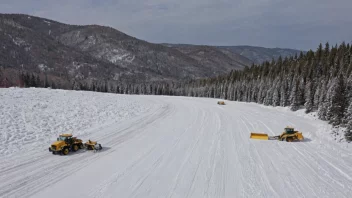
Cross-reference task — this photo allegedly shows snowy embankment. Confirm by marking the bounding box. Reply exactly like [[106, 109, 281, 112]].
[[0, 88, 351, 198], [0, 88, 155, 156]]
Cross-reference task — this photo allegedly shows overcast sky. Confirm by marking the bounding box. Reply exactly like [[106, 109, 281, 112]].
[[0, 0, 351, 50]]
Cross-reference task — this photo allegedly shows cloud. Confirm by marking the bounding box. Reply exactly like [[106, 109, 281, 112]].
[[0, 0, 351, 50]]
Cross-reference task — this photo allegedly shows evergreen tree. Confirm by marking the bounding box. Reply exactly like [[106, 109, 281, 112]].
[[290, 78, 300, 111], [51, 81, 56, 89], [318, 80, 330, 120], [345, 102, 352, 142], [327, 75, 346, 126], [304, 81, 314, 113], [30, 74, 36, 87], [44, 74, 49, 88], [313, 79, 322, 110], [23, 73, 30, 87], [36, 76, 41, 87], [104, 81, 108, 92]]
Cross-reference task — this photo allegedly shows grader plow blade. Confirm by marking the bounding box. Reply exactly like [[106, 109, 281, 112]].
[[84, 140, 103, 151]]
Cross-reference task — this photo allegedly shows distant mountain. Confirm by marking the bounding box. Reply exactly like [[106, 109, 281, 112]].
[[0, 14, 250, 86], [217, 46, 303, 64], [164, 44, 304, 65], [0, 14, 138, 83], [162, 44, 252, 73]]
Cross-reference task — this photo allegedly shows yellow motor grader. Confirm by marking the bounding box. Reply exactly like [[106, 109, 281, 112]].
[[49, 134, 102, 155], [250, 127, 304, 142], [49, 134, 84, 155]]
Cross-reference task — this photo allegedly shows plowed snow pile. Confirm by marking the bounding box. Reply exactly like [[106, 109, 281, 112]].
[[0, 88, 351, 198]]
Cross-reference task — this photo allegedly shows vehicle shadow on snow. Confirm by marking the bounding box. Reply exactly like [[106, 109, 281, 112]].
[[74, 146, 111, 155], [280, 138, 312, 143], [52, 147, 112, 156], [301, 138, 312, 142]]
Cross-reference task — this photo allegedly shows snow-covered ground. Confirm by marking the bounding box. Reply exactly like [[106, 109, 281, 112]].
[[0, 88, 351, 198]]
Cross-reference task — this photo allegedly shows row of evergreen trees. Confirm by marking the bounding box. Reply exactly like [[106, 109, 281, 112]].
[[18, 72, 57, 88]]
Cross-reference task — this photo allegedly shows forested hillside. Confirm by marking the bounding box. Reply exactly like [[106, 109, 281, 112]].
[[217, 45, 302, 64]]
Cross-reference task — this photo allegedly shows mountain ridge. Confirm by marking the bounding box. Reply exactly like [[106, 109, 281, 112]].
[[1, 13, 303, 87], [163, 43, 303, 64], [0, 13, 250, 85]]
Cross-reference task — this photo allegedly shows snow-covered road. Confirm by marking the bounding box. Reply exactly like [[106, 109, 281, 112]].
[[1, 89, 351, 198]]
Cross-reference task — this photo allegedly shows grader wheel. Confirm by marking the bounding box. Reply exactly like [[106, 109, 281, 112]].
[[72, 144, 79, 152], [62, 148, 69, 155], [286, 137, 293, 142]]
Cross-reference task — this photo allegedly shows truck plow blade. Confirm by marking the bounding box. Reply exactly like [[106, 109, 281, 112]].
[[250, 133, 269, 140]]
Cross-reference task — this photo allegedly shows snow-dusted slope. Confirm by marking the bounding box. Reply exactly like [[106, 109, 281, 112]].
[[0, 88, 351, 198]]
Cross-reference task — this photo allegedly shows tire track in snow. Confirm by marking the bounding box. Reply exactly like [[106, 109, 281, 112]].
[[240, 112, 283, 198], [213, 109, 238, 198], [297, 143, 352, 196], [238, 114, 264, 197], [203, 110, 222, 198], [129, 107, 205, 198], [167, 107, 206, 198]]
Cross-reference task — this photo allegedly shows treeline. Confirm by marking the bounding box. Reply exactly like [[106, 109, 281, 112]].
[[16, 72, 69, 89], [0, 69, 70, 89]]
